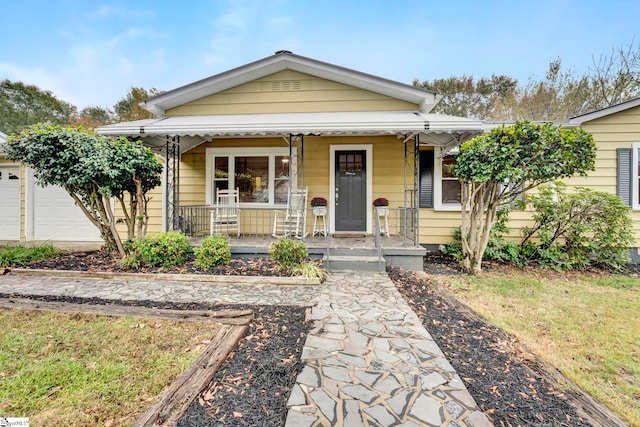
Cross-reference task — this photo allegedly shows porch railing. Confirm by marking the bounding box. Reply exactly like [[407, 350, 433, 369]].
[[176, 205, 419, 245]]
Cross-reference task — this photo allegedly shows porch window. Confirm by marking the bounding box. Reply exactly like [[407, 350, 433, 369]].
[[206, 147, 295, 206], [419, 147, 463, 210], [441, 152, 462, 204]]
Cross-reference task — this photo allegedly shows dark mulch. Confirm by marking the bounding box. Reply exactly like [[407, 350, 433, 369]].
[[389, 264, 595, 427], [21, 250, 294, 276], [0, 292, 311, 427]]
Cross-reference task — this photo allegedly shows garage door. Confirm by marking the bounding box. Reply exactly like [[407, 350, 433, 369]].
[[0, 166, 20, 240], [33, 184, 102, 241]]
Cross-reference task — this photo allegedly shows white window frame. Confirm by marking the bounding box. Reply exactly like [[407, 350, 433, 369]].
[[632, 143, 640, 210], [205, 147, 296, 207], [434, 146, 462, 211]]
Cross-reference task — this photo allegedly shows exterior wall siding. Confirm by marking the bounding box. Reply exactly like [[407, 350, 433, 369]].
[[575, 105, 640, 246], [418, 105, 640, 247], [166, 70, 419, 116]]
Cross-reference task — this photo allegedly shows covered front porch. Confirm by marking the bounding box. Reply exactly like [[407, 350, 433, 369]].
[[179, 203, 424, 271]]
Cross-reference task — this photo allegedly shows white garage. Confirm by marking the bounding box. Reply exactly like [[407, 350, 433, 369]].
[[21, 167, 102, 243], [30, 182, 102, 241], [0, 165, 20, 241]]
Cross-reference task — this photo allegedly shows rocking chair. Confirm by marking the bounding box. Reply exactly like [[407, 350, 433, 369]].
[[272, 187, 308, 239], [210, 188, 240, 237]]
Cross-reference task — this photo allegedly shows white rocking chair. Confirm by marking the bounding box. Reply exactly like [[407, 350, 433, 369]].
[[210, 188, 240, 237], [272, 187, 308, 239]]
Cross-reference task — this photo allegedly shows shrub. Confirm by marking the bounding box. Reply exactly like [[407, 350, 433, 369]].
[[122, 231, 194, 268], [520, 184, 634, 271], [195, 234, 231, 269], [269, 238, 308, 270], [0, 243, 58, 267]]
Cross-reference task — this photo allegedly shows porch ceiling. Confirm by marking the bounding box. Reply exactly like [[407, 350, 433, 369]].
[[97, 111, 483, 150]]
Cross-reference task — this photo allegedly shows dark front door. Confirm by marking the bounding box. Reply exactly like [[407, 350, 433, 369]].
[[335, 150, 366, 231]]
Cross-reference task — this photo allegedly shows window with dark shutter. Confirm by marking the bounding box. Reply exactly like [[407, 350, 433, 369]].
[[617, 148, 632, 207], [419, 150, 434, 208]]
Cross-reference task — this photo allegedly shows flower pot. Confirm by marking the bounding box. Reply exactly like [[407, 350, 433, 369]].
[[375, 206, 389, 216], [313, 206, 327, 216]]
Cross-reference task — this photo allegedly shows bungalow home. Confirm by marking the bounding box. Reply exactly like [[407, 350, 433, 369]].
[[96, 51, 640, 267], [97, 50, 485, 269], [0, 130, 102, 247]]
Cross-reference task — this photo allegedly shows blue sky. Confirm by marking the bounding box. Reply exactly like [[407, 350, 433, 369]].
[[1, 0, 638, 109]]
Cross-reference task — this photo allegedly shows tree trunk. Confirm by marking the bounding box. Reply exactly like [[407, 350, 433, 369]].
[[459, 181, 500, 275]]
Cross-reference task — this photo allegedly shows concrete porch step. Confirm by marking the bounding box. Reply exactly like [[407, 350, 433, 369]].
[[323, 255, 385, 272]]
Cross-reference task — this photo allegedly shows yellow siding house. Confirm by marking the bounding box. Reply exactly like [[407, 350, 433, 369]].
[[98, 52, 640, 264], [98, 50, 484, 268]]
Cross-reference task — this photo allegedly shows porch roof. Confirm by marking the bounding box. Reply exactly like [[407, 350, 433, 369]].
[[97, 111, 483, 148]]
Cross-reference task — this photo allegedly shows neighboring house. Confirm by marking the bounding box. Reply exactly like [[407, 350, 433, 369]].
[[97, 50, 484, 257], [0, 130, 102, 247], [569, 97, 640, 261]]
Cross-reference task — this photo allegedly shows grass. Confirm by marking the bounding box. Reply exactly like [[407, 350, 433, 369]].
[[444, 269, 640, 426], [0, 243, 59, 267], [0, 309, 220, 426]]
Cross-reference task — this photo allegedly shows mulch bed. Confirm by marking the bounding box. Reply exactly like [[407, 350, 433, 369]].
[[392, 253, 609, 427], [20, 250, 295, 276], [0, 292, 311, 426]]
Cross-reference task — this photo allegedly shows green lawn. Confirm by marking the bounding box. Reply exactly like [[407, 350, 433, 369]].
[[444, 269, 640, 426], [0, 310, 219, 426]]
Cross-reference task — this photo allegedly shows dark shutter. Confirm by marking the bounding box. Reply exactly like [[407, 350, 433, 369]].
[[617, 148, 633, 207], [419, 150, 434, 208]]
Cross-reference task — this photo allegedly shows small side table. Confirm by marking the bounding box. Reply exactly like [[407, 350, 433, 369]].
[[312, 207, 328, 237], [375, 206, 390, 237]]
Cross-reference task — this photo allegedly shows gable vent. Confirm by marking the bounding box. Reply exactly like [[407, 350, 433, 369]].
[[271, 80, 302, 91]]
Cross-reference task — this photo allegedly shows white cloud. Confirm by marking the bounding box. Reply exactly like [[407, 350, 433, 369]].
[[89, 5, 155, 20]]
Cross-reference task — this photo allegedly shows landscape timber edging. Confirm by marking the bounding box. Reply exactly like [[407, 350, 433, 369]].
[[7, 268, 322, 286]]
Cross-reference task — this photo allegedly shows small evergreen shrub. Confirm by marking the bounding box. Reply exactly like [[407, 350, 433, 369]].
[[0, 243, 58, 267], [195, 234, 231, 269], [269, 238, 308, 270], [122, 231, 194, 268]]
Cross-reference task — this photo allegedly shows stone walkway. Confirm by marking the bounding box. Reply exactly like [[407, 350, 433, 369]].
[[0, 271, 491, 426]]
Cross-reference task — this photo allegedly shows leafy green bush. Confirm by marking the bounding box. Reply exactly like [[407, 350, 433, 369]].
[[122, 231, 194, 268], [521, 184, 634, 271], [269, 238, 308, 270], [195, 234, 231, 269], [0, 243, 58, 267]]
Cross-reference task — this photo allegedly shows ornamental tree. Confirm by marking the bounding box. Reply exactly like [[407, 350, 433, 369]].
[[453, 121, 596, 274], [2, 124, 162, 256]]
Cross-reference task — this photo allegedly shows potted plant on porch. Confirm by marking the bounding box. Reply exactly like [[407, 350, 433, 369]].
[[373, 197, 389, 216], [310, 197, 328, 216]]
